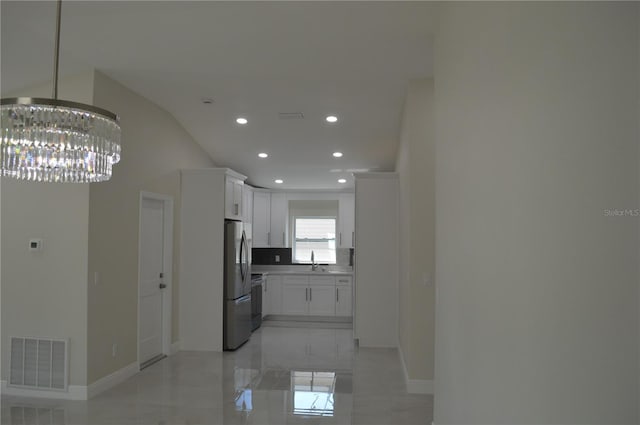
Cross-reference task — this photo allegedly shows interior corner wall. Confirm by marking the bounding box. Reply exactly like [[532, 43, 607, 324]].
[[434, 3, 639, 424], [1, 72, 95, 387], [395, 79, 435, 382], [87, 71, 215, 384], [637, 6, 640, 419], [354, 174, 399, 347]]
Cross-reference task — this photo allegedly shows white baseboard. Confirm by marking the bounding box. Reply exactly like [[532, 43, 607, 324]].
[[407, 377, 434, 394], [1, 380, 88, 400], [170, 341, 180, 355], [398, 345, 434, 394], [87, 361, 139, 399]]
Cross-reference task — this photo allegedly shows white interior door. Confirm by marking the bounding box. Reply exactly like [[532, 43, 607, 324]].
[[139, 198, 165, 365]]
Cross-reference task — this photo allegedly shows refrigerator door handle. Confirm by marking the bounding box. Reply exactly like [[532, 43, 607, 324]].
[[240, 231, 246, 281], [244, 231, 250, 279]]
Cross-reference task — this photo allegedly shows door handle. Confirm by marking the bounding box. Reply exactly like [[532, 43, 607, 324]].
[[159, 283, 167, 289]]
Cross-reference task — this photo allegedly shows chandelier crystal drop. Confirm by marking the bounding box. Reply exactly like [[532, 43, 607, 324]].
[[0, 0, 121, 183]]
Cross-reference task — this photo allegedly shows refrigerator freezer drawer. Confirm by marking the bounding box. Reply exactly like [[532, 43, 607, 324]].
[[224, 294, 252, 350]]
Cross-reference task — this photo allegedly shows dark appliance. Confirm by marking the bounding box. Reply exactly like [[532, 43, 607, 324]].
[[251, 274, 263, 331], [223, 220, 251, 350]]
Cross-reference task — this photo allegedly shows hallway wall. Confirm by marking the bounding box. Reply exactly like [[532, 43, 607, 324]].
[[395, 79, 435, 388], [434, 3, 640, 423]]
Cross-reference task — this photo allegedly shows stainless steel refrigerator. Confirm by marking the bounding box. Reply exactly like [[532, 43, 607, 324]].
[[223, 220, 252, 350]]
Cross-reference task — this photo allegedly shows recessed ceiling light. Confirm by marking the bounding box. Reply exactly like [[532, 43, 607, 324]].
[[326, 115, 338, 123], [274, 179, 284, 184], [338, 179, 347, 184], [258, 153, 268, 158], [236, 117, 248, 125], [333, 152, 343, 158]]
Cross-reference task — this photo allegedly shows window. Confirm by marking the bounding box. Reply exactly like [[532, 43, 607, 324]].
[[293, 217, 336, 264]]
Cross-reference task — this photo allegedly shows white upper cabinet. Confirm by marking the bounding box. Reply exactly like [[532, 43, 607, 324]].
[[252, 191, 271, 247], [252, 191, 353, 248], [243, 185, 253, 224], [338, 193, 355, 248], [269, 193, 288, 247], [225, 174, 244, 220]]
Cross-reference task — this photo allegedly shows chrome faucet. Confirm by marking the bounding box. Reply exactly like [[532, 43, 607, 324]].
[[311, 251, 318, 271]]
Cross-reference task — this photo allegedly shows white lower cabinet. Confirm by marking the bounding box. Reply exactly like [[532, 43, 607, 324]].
[[308, 285, 336, 316], [335, 276, 353, 317], [308, 275, 337, 316], [282, 276, 308, 315], [263, 275, 283, 317], [272, 274, 353, 317]]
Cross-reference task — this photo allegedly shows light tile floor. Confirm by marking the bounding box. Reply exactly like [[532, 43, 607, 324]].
[[1, 326, 433, 424]]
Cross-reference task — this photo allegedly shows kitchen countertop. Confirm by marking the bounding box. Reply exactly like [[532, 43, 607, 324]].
[[251, 266, 353, 276]]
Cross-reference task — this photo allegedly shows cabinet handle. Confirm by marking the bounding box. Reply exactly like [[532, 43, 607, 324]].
[[305, 288, 308, 301], [309, 288, 312, 302], [267, 232, 271, 246], [336, 287, 339, 302], [234, 203, 239, 216]]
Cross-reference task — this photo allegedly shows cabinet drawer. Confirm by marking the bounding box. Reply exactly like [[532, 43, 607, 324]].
[[309, 275, 336, 285], [283, 275, 308, 285], [335, 276, 352, 285]]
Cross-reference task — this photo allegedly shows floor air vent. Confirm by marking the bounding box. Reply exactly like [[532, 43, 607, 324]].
[[9, 406, 66, 425], [10, 337, 68, 391]]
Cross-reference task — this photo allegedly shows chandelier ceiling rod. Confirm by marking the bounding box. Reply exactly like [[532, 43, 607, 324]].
[[52, 0, 62, 100]]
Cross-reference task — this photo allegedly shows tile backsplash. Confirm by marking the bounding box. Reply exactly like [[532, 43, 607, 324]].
[[252, 247, 353, 266], [252, 248, 292, 265]]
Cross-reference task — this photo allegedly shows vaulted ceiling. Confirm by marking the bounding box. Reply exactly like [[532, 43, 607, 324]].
[[1, 1, 436, 189]]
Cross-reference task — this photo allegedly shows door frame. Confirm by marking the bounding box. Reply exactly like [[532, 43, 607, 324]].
[[137, 191, 174, 368]]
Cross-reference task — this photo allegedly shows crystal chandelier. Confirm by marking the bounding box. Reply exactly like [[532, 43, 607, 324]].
[[1, 0, 121, 183]]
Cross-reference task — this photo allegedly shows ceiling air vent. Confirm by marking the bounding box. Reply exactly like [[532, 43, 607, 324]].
[[278, 112, 304, 120]]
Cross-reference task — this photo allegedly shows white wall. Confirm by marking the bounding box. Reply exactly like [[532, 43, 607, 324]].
[[1, 73, 95, 387], [354, 173, 398, 347], [87, 71, 215, 384], [1, 71, 216, 388], [179, 169, 226, 352], [395, 79, 435, 388], [434, 3, 639, 424]]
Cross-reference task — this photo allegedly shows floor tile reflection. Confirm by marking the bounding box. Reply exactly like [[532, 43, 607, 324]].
[[1, 326, 433, 424]]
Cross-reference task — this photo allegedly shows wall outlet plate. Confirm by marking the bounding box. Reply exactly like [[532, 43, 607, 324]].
[[29, 238, 43, 252]]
